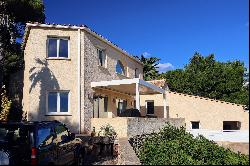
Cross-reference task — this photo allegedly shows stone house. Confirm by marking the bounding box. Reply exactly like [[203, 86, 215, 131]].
[[22, 22, 247, 138], [22, 23, 168, 134]]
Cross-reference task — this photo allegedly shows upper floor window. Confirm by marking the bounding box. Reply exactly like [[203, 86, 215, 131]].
[[47, 91, 69, 114], [116, 60, 125, 75], [135, 68, 139, 78], [97, 48, 106, 67], [47, 37, 69, 58]]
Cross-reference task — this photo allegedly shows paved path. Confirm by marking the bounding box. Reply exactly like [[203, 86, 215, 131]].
[[118, 138, 141, 165]]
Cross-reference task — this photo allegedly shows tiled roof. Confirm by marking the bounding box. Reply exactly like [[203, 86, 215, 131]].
[[147, 79, 168, 89], [22, 22, 143, 65]]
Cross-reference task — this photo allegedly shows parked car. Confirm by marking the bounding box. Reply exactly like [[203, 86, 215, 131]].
[[0, 120, 84, 165]]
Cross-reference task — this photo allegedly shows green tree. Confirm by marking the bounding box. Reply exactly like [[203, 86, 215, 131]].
[[0, 0, 45, 87], [134, 55, 160, 81], [0, 0, 45, 119], [159, 52, 248, 107]]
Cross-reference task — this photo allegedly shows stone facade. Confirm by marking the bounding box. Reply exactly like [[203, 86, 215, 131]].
[[23, 24, 143, 133], [83, 32, 143, 133], [140, 92, 249, 131], [127, 117, 185, 138]]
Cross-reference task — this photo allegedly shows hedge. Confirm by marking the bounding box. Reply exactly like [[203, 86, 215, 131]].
[[129, 123, 249, 165]]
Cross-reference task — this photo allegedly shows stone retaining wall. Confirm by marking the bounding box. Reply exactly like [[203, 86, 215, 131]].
[[127, 118, 185, 137], [91, 117, 185, 138]]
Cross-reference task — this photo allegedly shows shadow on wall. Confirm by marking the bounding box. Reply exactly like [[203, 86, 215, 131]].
[[28, 58, 79, 133], [29, 58, 60, 120]]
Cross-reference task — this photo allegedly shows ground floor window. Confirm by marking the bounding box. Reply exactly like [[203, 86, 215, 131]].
[[146, 100, 154, 115], [47, 91, 69, 114], [223, 121, 241, 131], [191, 121, 200, 129]]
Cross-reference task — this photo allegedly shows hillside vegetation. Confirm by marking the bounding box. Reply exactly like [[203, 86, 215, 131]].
[[130, 124, 249, 165]]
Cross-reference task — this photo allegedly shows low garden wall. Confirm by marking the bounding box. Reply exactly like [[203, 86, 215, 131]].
[[91, 117, 185, 138]]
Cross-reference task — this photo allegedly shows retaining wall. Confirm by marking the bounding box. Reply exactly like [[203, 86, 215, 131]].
[[91, 117, 185, 138]]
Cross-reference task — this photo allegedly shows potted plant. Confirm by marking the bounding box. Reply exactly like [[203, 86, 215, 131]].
[[98, 124, 117, 143]]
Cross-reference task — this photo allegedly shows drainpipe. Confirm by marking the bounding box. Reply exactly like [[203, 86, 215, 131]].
[[77, 29, 81, 134]]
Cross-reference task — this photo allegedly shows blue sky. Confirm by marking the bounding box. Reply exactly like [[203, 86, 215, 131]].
[[44, 0, 249, 72]]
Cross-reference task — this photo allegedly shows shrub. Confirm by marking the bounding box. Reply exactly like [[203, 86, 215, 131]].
[[0, 85, 12, 121], [130, 123, 249, 165], [98, 124, 117, 140]]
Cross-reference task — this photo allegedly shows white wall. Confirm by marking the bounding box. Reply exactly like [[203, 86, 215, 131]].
[[187, 129, 249, 143]]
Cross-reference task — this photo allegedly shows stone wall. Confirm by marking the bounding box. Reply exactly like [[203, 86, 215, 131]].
[[83, 32, 143, 133], [127, 118, 185, 138], [91, 117, 185, 138]]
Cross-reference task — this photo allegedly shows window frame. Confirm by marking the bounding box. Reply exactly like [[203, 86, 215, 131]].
[[191, 121, 200, 129], [96, 47, 107, 68], [116, 60, 126, 76], [223, 121, 241, 131], [135, 68, 140, 78], [46, 36, 70, 59], [145, 100, 155, 115], [46, 91, 71, 116]]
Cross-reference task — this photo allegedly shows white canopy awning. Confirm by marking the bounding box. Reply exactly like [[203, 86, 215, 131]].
[[91, 78, 165, 95], [91, 78, 167, 118]]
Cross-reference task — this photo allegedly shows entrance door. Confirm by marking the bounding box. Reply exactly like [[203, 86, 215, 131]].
[[93, 96, 108, 118], [146, 100, 154, 115], [117, 99, 127, 116]]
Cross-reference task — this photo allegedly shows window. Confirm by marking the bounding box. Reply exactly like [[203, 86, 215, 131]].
[[135, 68, 139, 78], [116, 60, 125, 75], [47, 37, 69, 58], [47, 91, 69, 114], [146, 101, 154, 114], [37, 127, 54, 148], [97, 48, 106, 67], [223, 121, 241, 131], [191, 121, 200, 129]]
